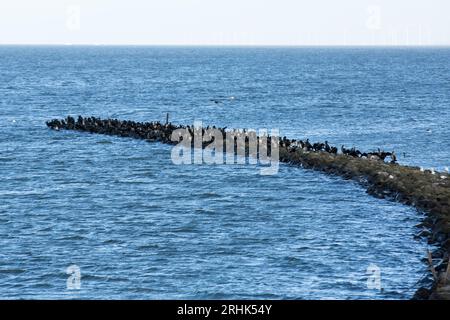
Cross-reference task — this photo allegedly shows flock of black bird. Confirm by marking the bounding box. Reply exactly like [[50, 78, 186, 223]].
[[280, 137, 396, 163], [47, 115, 179, 143], [46, 115, 397, 164]]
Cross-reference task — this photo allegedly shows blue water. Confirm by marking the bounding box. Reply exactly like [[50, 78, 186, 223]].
[[1, 46, 449, 299]]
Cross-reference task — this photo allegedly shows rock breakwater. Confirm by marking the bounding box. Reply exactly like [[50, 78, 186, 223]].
[[46, 115, 450, 299]]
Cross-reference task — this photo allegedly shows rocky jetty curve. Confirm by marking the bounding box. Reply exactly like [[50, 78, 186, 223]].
[[46, 115, 450, 299], [280, 148, 450, 300]]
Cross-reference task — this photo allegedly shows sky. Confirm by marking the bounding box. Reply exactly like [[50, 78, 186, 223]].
[[0, 0, 449, 45]]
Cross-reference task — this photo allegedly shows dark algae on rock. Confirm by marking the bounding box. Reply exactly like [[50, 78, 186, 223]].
[[47, 115, 450, 300]]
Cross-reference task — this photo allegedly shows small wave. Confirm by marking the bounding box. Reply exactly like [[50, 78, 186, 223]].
[[96, 140, 113, 144], [170, 223, 198, 233], [80, 274, 111, 281], [57, 235, 86, 241], [137, 244, 160, 250], [199, 192, 221, 199], [0, 268, 26, 275], [125, 157, 151, 161], [102, 239, 124, 245], [115, 179, 150, 185], [33, 283, 53, 289], [195, 208, 216, 214], [0, 190, 45, 196]]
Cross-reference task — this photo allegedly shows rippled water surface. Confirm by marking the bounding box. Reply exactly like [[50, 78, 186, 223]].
[[1, 46, 449, 299]]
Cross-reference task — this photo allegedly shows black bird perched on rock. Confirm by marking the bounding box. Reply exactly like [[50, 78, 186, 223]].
[[46, 115, 399, 167], [390, 151, 397, 164], [324, 141, 331, 153], [305, 139, 313, 151]]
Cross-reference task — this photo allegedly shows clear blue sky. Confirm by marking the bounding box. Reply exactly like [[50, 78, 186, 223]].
[[1, 0, 449, 45]]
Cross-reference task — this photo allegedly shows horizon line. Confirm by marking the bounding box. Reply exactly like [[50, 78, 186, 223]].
[[1, 43, 450, 47]]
